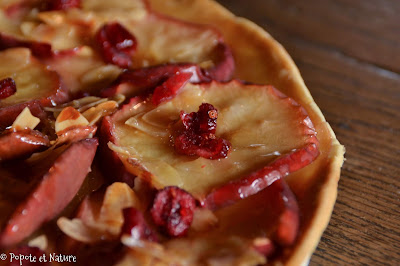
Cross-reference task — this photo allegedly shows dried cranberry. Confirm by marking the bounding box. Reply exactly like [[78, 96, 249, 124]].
[[152, 72, 193, 105], [181, 103, 218, 134], [150, 186, 196, 237], [174, 103, 231, 160], [6, 246, 48, 266], [0, 33, 52, 58], [175, 132, 231, 160], [44, 0, 81, 10], [95, 22, 137, 68], [121, 207, 158, 242], [0, 77, 16, 99]]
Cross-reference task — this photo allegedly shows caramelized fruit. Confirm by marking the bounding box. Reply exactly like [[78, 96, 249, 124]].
[[0, 138, 98, 247], [0, 33, 52, 58], [174, 103, 231, 160], [102, 81, 318, 199], [150, 186, 196, 237], [121, 207, 158, 242], [101, 63, 208, 98], [0, 77, 16, 100], [152, 72, 193, 106], [0, 129, 49, 161], [95, 22, 137, 69], [45, 0, 81, 11]]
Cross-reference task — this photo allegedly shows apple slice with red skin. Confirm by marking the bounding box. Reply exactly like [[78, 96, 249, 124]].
[[99, 57, 233, 99], [99, 100, 138, 187], [42, 0, 81, 11], [0, 102, 49, 132], [0, 138, 98, 247], [100, 63, 209, 98], [0, 48, 68, 130], [0, 129, 50, 161], [202, 42, 234, 82], [100, 80, 319, 203], [0, 33, 52, 58], [44, 46, 121, 97], [121, 13, 234, 76], [151, 72, 194, 106], [211, 178, 299, 249], [203, 142, 319, 210], [2, 0, 81, 14]]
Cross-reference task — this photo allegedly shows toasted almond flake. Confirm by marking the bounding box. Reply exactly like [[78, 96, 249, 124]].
[[57, 217, 112, 243], [20, 22, 38, 36], [12, 107, 40, 130], [46, 97, 105, 113], [37, 12, 66, 25], [28, 235, 48, 250], [120, 238, 167, 260], [58, 183, 143, 244], [190, 208, 218, 232], [112, 94, 126, 105], [82, 100, 119, 125], [99, 182, 141, 235], [77, 98, 108, 113], [253, 237, 273, 247], [55, 107, 89, 133]]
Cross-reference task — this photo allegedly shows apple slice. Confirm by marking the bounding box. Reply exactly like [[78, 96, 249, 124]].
[[204, 143, 318, 210], [43, 0, 81, 11], [15, 1, 144, 53], [211, 178, 299, 247], [125, 179, 297, 265], [20, 10, 94, 51], [119, 14, 233, 76], [100, 63, 208, 98], [39, 7, 233, 76], [101, 80, 319, 202], [0, 129, 49, 161], [0, 32, 52, 57], [44, 46, 122, 96], [0, 138, 98, 247], [0, 48, 67, 129]]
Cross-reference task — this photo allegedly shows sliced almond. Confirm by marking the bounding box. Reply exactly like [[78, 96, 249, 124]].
[[57, 217, 112, 243], [11, 107, 40, 130], [57, 182, 142, 243], [190, 208, 218, 232], [99, 182, 141, 236], [27, 235, 48, 251], [55, 106, 89, 133], [82, 100, 119, 125]]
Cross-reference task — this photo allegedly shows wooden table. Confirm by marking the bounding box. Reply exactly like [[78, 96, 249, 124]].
[[216, 0, 400, 265]]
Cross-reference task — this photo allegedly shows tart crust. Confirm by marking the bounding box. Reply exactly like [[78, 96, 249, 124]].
[[148, 0, 345, 265]]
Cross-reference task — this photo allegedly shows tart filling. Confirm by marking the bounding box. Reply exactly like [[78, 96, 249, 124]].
[[104, 81, 319, 200]]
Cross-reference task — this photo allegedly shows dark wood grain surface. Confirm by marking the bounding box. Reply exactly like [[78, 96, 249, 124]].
[[216, 0, 400, 265]]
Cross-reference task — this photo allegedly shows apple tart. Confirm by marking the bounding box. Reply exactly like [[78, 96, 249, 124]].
[[0, 0, 344, 265]]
